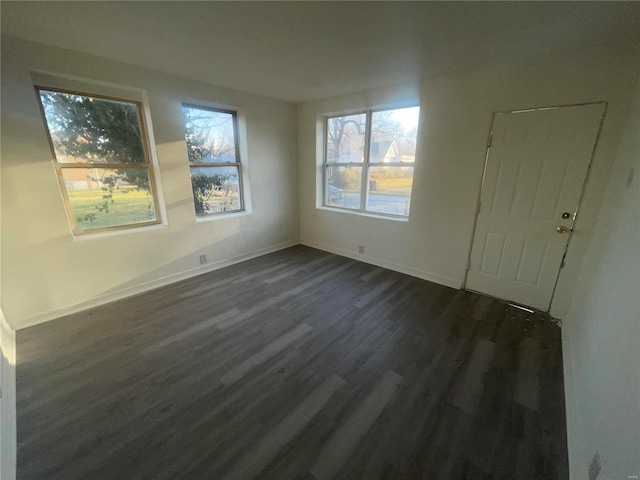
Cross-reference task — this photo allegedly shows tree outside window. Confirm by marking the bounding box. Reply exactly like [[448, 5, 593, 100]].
[[37, 88, 160, 234], [182, 105, 244, 216], [324, 106, 420, 217]]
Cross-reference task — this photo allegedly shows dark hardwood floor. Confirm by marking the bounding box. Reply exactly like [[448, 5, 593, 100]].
[[17, 246, 569, 479]]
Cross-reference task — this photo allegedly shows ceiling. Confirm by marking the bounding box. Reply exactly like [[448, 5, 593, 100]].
[[2, 1, 639, 102]]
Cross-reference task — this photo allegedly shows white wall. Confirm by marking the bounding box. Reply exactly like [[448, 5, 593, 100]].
[[298, 46, 639, 318], [562, 77, 640, 480], [0, 310, 17, 480], [2, 36, 638, 479], [1, 37, 299, 330]]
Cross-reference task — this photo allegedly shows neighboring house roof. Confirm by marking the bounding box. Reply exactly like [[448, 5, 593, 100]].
[[331, 136, 412, 164], [370, 140, 400, 163]]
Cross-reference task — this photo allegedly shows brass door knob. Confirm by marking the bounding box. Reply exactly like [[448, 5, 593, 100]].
[[556, 226, 569, 234]]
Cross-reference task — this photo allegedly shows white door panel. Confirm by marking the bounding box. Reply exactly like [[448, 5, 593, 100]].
[[466, 104, 605, 311]]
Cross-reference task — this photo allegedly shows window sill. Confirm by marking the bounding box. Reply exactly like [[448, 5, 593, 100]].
[[72, 222, 168, 241], [317, 205, 409, 222], [195, 210, 252, 223]]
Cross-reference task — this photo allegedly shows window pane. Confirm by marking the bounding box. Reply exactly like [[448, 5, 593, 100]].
[[366, 166, 414, 216], [326, 113, 366, 163], [190, 166, 241, 215], [182, 106, 237, 163], [61, 168, 157, 232], [326, 165, 362, 209], [39, 90, 146, 164], [370, 107, 420, 163]]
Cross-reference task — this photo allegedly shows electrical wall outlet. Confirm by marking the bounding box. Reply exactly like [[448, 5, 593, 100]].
[[199, 254, 208, 265], [358, 245, 365, 254], [588, 452, 601, 480]]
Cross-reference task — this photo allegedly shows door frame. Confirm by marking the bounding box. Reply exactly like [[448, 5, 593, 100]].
[[462, 101, 607, 312]]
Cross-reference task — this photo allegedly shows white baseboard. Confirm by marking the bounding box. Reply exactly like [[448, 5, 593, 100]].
[[14, 240, 298, 331], [13, 238, 462, 329], [300, 239, 462, 290], [0, 310, 17, 480]]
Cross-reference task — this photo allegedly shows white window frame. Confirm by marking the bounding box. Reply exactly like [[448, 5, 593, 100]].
[[36, 85, 163, 236], [323, 106, 418, 218], [182, 103, 247, 218]]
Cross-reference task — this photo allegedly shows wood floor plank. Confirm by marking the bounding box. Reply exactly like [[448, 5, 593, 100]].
[[359, 266, 384, 281], [310, 370, 402, 480], [515, 336, 541, 411], [220, 323, 313, 386], [225, 374, 345, 480], [143, 307, 242, 352], [451, 338, 495, 414], [16, 246, 569, 480], [355, 278, 397, 308]]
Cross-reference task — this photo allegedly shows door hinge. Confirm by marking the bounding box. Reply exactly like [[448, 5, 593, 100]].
[[487, 131, 493, 148], [560, 252, 567, 269]]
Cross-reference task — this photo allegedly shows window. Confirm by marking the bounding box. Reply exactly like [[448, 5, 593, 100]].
[[182, 104, 244, 216], [324, 106, 420, 217], [37, 87, 160, 235]]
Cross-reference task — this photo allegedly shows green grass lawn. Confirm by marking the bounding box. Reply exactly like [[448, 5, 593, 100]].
[[68, 186, 156, 231], [371, 176, 413, 196]]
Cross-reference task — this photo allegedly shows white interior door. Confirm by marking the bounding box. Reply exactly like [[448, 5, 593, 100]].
[[466, 103, 605, 311]]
